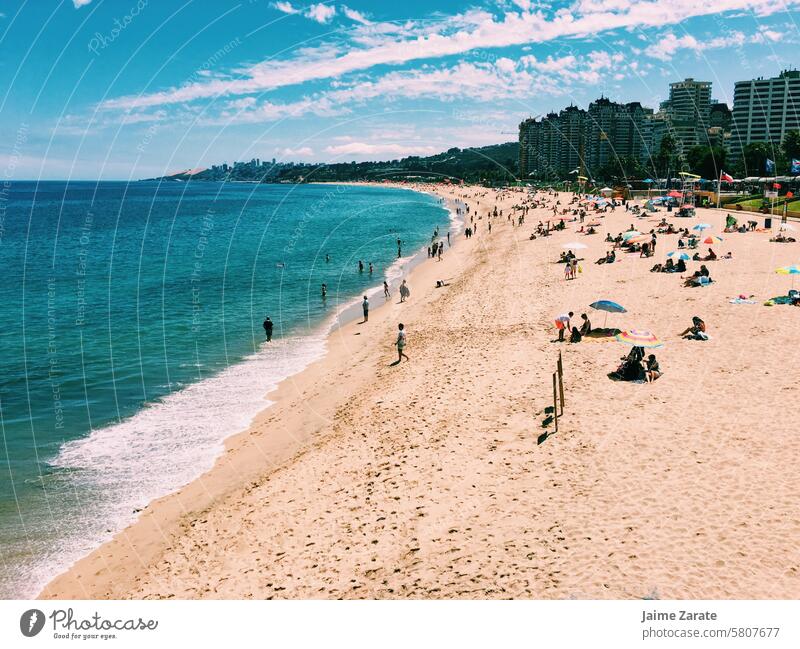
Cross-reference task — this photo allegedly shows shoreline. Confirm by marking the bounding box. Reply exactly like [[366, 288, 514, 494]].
[[38, 182, 464, 600]]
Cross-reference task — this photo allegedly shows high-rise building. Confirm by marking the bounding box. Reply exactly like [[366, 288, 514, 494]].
[[729, 69, 800, 161], [661, 78, 712, 154], [519, 97, 660, 179]]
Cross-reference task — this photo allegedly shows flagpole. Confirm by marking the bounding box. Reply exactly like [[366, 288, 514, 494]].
[[716, 170, 722, 210]]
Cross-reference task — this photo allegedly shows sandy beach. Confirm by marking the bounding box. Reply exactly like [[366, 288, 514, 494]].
[[40, 185, 800, 600]]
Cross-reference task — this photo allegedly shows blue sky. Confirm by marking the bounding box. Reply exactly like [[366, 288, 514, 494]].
[[0, 0, 798, 179]]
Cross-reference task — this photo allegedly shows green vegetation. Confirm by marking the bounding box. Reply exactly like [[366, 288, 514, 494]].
[[149, 143, 520, 184]]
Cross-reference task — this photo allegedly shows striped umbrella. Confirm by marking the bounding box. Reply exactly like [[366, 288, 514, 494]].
[[615, 329, 663, 348], [702, 235, 723, 244], [666, 251, 690, 260]]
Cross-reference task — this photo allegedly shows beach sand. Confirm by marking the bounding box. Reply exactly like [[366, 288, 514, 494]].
[[41, 186, 800, 600]]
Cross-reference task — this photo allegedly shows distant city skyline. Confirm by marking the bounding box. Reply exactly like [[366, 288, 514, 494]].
[[0, 0, 798, 179]]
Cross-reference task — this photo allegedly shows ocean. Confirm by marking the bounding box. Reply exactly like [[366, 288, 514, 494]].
[[0, 180, 450, 598]]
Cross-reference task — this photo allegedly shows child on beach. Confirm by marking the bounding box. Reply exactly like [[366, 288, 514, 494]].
[[396, 323, 409, 362], [644, 354, 661, 383]]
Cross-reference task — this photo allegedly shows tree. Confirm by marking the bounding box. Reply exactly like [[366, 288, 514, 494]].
[[782, 130, 800, 167], [651, 133, 677, 178], [737, 142, 773, 177], [686, 145, 727, 179]]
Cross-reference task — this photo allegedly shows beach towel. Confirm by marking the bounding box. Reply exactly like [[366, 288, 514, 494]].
[[729, 297, 756, 304]]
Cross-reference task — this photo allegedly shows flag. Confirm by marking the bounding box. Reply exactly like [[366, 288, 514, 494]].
[[766, 158, 775, 173], [787, 191, 795, 198], [720, 171, 733, 182], [792, 159, 800, 175], [774, 182, 782, 190]]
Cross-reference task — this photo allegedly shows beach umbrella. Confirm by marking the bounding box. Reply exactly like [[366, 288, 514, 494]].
[[562, 242, 588, 249], [627, 234, 651, 244], [776, 264, 800, 289], [666, 251, 690, 260], [621, 230, 641, 241], [643, 178, 655, 184], [702, 235, 723, 245], [590, 299, 627, 328], [692, 223, 711, 231], [667, 190, 683, 198], [615, 329, 664, 348]]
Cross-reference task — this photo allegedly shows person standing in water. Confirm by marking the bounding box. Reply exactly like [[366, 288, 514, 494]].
[[325, 253, 330, 263], [383, 281, 390, 298], [321, 283, 327, 299], [396, 238, 402, 258], [358, 260, 364, 273], [369, 262, 374, 275], [395, 323, 409, 362], [263, 316, 274, 342], [362, 295, 369, 322]]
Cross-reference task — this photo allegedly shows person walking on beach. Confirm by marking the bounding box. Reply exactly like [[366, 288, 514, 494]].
[[263, 316, 274, 342], [384, 281, 390, 298], [437, 243, 443, 261], [399, 279, 410, 302], [395, 323, 409, 362], [362, 295, 369, 322], [447, 231, 451, 246]]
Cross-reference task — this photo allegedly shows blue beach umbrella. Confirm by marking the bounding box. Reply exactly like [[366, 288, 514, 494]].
[[589, 300, 627, 329], [692, 223, 711, 231], [666, 251, 690, 261]]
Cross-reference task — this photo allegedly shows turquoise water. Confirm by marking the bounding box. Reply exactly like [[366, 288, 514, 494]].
[[0, 180, 449, 598]]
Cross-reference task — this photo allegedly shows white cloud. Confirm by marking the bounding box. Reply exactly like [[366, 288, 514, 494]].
[[306, 3, 336, 23], [273, 1, 299, 15], [324, 142, 438, 157], [101, 0, 800, 112], [646, 29, 774, 60], [342, 5, 372, 25], [278, 146, 314, 157]]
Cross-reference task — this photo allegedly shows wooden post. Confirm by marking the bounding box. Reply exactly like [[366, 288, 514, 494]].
[[552, 372, 559, 433], [557, 352, 565, 415]]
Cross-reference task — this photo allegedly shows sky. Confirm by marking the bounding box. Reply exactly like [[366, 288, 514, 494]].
[[0, 0, 798, 179]]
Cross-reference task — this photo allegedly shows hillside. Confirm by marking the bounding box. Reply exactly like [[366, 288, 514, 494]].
[[145, 142, 519, 184]]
